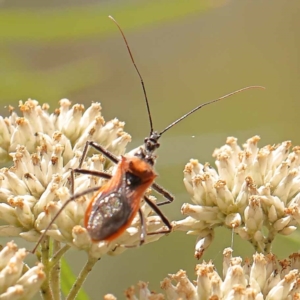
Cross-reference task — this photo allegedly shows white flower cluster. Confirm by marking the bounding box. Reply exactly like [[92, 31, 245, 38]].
[[174, 136, 300, 256], [104, 281, 164, 300], [0, 99, 165, 258], [0, 241, 45, 299], [109, 248, 300, 300]]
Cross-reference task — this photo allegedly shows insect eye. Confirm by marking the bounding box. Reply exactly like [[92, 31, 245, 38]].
[[126, 172, 141, 187]]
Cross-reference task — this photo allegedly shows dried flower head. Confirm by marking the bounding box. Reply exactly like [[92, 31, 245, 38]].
[[0, 240, 45, 299], [174, 136, 300, 255], [110, 249, 300, 299], [0, 99, 167, 258]]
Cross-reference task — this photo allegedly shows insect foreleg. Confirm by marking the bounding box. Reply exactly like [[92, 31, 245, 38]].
[[79, 140, 119, 168]]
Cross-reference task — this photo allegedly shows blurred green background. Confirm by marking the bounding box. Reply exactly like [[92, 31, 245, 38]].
[[1, 0, 300, 298]]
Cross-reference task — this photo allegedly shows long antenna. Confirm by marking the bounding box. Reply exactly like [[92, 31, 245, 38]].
[[160, 85, 265, 135], [109, 15, 154, 135], [109, 16, 265, 138]]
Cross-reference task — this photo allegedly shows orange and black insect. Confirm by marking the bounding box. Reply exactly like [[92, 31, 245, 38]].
[[31, 16, 264, 253]]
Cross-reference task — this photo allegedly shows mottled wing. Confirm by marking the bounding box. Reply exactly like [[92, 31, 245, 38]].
[[86, 188, 134, 241]]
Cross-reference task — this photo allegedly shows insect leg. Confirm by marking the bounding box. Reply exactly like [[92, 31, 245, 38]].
[[144, 195, 172, 235], [151, 182, 174, 206], [70, 139, 116, 192], [72, 141, 115, 194], [79, 141, 119, 168], [73, 168, 112, 179], [72, 171, 172, 245], [69, 168, 112, 195], [113, 209, 146, 249], [80, 142, 174, 207], [113, 195, 171, 249]]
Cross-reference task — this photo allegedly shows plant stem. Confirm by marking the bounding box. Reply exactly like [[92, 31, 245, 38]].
[[50, 240, 62, 300], [40, 237, 53, 300], [266, 228, 275, 254], [50, 244, 71, 267], [66, 255, 98, 300]]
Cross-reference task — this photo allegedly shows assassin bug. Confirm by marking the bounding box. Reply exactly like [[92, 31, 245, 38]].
[[31, 16, 264, 254]]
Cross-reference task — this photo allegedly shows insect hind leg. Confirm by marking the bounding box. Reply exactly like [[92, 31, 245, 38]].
[[114, 195, 172, 250], [113, 209, 147, 249]]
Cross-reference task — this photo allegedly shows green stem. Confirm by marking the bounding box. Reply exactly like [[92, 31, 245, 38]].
[[265, 228, 275, 254], [40, 237, 53, 300], [50, 240, 62, 300], [66, 256, 98, 300], [50, 244, 71, 268], [252, 241, 260, 253]]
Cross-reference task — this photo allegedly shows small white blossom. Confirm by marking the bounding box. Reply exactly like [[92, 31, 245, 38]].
[[124, 282, 165, 300], [0, 99, 167, 258], [174, 136, 300, 254], [109, 250, 300, 300], [0, 241, 45, 299]]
